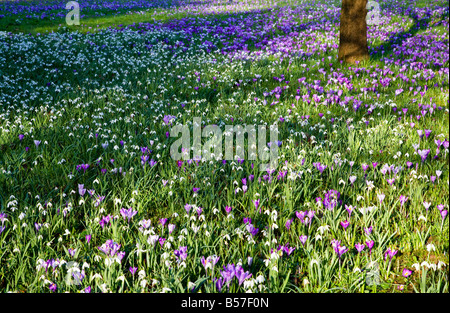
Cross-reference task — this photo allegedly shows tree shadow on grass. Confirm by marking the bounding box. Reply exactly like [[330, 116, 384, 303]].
[[370, 8, 448, 61]]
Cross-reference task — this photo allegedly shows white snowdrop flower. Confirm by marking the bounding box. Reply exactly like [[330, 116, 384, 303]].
[[91, 273, 103, 281], [437, 261, 446, 270], [271, 265, 278, 272], [411, 263, 420, 271], [353, 267, 361, 273], [136, 270, 146, 280], [429, 263, 437, 271], [187, 282, 196, 290], [244, 279, 255, 290], [161, 287, 172, 293], [317, 225, 330, 234], [426, 244, 436, 252], [116, 276, 125, 282], [255, 275, 265, 284], [63, 229, 70, 236], [93, 179, 100, 184], [418, 215, 427, 222], [421, 261, 431, 268]]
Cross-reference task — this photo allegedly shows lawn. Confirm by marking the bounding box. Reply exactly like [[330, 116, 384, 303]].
[[0, 0, 448, 293]]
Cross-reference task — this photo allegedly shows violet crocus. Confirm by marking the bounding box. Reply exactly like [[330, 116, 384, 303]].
[[159, 218, 168, 226], [214, 277, 224, 292], [345, 205, 354, 216], [235, 265, 252, 285], [129, 267, 138, 275], [362, 163, 369, 172], [174, 246, 188, 262], [340, 220, 350, 230], [34, 140, 41, 148], [377, 193, 385, 204], [299, 235, 307, 246], [201, 255, 220, 271], [253, 199, 260, 213], [85, 234, 91, 244], [366, 240, 374, 254], [246, 224, 259, 237], [441, 210, 448, 221], [399, 195, 408, 207], [98, 239, 121, 257], [168, 223, 176, 234], [49, 283, 57, 292], [225, 206, 232, 214], [120, 207, 137, 223], [285, 218, 293, 230], [335, 244, 348, 259], [417, 149, 430, 162], [19, 134, 24, 140], [384, 248, 398, 261], [355, 243, 365, 253], [402, 268, 412, 278], [364, 226, 373, 236]]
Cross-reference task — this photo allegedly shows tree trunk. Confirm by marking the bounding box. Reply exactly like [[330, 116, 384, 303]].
[[338, 0, 369, 64]]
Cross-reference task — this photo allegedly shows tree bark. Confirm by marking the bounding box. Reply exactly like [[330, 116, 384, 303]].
[[338, 0, 369, 64]]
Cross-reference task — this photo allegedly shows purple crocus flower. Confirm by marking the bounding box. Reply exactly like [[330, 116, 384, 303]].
[[159, 218, 168, 226], [129, 267, 138, 275], [364, 226, 373, 236], [417, 149, 430, 162], [335, 245, 348, 259], [184, 204, 192, 214], [399, 195, 408, 207], [84, 286, 91, 293], [49, 283, 57, 292], [85, 234, 91, 244], [402, 268, 412, 278], [366, 240, 374, 254], [253, 199, 260, 213], [424, 129, 432, 139], [246, 224, 259, 237], [225, 206, 232, 214], [235, 265, 252, 285], [98, 239, 121, 257], [19, 134, 24, 140], [345, 205, 354, 216], [174, 246, 188, 262], [193, 187, 200, 193], [285, 218, 293, 230], [78, 184, 86, 197], [34, 140, 41, 148], [299, 235, 307, 246], [362, 164, 369, 172], [323, 189, 341, 210], [441, 210, 448, 221], [120, 207, 137, 223], [355, 243, 365, 253], [168, 223, 176, 234], [384, 248, 398, 261], [340, 220, 350, 230], [215, 277, 224, 292]]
